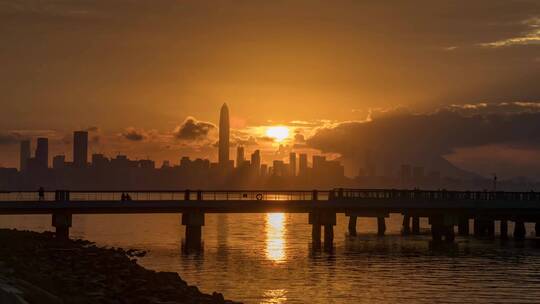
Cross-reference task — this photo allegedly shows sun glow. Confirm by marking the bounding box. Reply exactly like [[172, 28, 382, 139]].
[[265, 126, 290, 142]]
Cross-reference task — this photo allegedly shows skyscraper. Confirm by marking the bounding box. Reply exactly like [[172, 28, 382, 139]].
[[251, 150, 261, 173], [289, 152, 297, 176], [35, 138, 48, 169], [19, 140, 30, 172], [73, 131, 88, 168], [299, 153, 308, 176], [219, 103, 230, 167], [236, 146, 245, 167]]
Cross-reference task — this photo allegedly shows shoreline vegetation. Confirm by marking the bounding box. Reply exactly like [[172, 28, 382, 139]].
[[0, 229, 240, 304]]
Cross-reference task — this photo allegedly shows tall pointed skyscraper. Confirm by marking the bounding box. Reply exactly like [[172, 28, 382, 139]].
[[219, 103, 230, 167]]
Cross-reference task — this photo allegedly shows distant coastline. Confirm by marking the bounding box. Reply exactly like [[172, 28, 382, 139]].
[[0, 229, 239, 304]]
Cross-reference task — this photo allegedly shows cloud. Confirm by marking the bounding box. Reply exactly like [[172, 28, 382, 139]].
[[0, 132, 20, 145], [122, 127, 147, 141], [234, 136, 258, 147], [481, 17, 540, 47], [307, 102, 540, 178], [174, 117, 215, 141], [294, 133, 306, 143], [85, 126, 99, 132]]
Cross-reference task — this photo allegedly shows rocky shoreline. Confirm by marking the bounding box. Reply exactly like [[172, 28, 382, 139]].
[[0, 229, 240, 304]]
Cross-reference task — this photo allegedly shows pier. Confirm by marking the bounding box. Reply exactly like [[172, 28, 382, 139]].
[[2, 189, 540, 249]]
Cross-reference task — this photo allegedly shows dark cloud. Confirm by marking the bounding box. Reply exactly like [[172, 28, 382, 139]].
[[294, 133, 306, 143], [174, 117, 215, 141], [234, 136, 258, 147], [308, 103, 540, 178], [85, 126, 99, 132], [91, 135, 100, 144], [257, 136, 275, 143], [0, 132, 20, 145], [122, 127, 146, 141]]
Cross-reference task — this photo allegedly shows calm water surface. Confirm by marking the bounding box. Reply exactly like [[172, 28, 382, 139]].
[[2, 214, 540, 303]]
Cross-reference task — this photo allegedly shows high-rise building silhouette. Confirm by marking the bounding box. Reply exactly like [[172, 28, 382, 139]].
[[299, 153, 308, 176], [73, 131, 88, 168], [35, 138, 48, 169], [219, 103, 230, 167], [251, 150, 261, 173], [19, 140, 30, 172], [289, 152, 297, 176], [53, 155, 66, 169], [236, 146, 245, 167]]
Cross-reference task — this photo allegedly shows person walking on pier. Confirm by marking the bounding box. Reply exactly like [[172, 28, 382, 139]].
[[38, 187, 45, 201]]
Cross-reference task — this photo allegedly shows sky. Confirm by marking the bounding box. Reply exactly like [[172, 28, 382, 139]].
[[1, 0, 540, 179]]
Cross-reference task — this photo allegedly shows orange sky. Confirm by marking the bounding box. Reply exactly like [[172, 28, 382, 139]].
[[1, 1, 540, 178]]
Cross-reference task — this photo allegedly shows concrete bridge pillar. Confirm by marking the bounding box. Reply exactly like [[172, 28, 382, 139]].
[[431, 218, 443, 242], [377, 216, 386, 236], [52, 213, 72, 240], [473, 218, 481, 237], [411, 216, 420, 234], [474, 218, 495, 237], [182, 211, 205, 250], [430, 215, 455, 243], [500, 220, 508, 239], [309, 211, 336, 248], [458, 218, 469, 236], [324, 224, 334, 246], [348, 215, 357, 236], [514, 220, 526, 241], [535, 222, 540, 237], [402, 214, 411, 235], [487, 220, 495, 237]]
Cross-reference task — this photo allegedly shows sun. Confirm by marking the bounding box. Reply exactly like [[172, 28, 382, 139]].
[[266, 126, 290, 142]]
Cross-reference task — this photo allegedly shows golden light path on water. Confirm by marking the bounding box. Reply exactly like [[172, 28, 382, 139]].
[[265, 213, 286, 263], [263, 213, 288, 303]]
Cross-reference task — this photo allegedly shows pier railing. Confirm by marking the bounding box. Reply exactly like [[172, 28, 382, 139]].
[[0, 190, 328, 202], [338, 189, 540, 201], [1, 189, 540, 202]]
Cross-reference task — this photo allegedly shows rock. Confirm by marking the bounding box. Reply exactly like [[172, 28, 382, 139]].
[[0, 229, 241, 304]]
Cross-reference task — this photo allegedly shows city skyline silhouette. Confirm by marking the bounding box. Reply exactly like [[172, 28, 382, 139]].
[[0, 103, 536, 192]]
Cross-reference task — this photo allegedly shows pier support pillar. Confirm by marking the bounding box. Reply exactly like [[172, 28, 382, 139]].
[[431, 219, 443, 242], [536, 222, 540, 237], [52, 213, 72, 240], [458, 218, 469, 236], [310, 212, 336, 248], [474, 218, 481, 237], [430, 216, 455, 243], [500, 220, 508, 240], [514, 220, 526, 241], [445, 225, 455, 242], [487, 220, 495, 237], [312, 222, 322, 246], [474, 218, 494, 237], [182, 211, 205, 250], [324, 224, 334, 245], [412, 216, 420, 235], [348, 215, 357, 236], [377, 216, 386, 236], [402, 214, 411, 235]]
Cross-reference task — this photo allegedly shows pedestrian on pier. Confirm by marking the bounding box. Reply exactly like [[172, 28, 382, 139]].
[[38, 187, 45, 201]]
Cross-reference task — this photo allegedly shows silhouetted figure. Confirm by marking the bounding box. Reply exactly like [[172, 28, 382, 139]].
[[121, 193, 126, 201], [38, 187, 45, 201], [126, 193, 132, 201]]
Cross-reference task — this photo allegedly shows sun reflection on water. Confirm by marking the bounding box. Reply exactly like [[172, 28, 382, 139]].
[[265, 213, 286, 263], [260, 289, 287, 304]]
